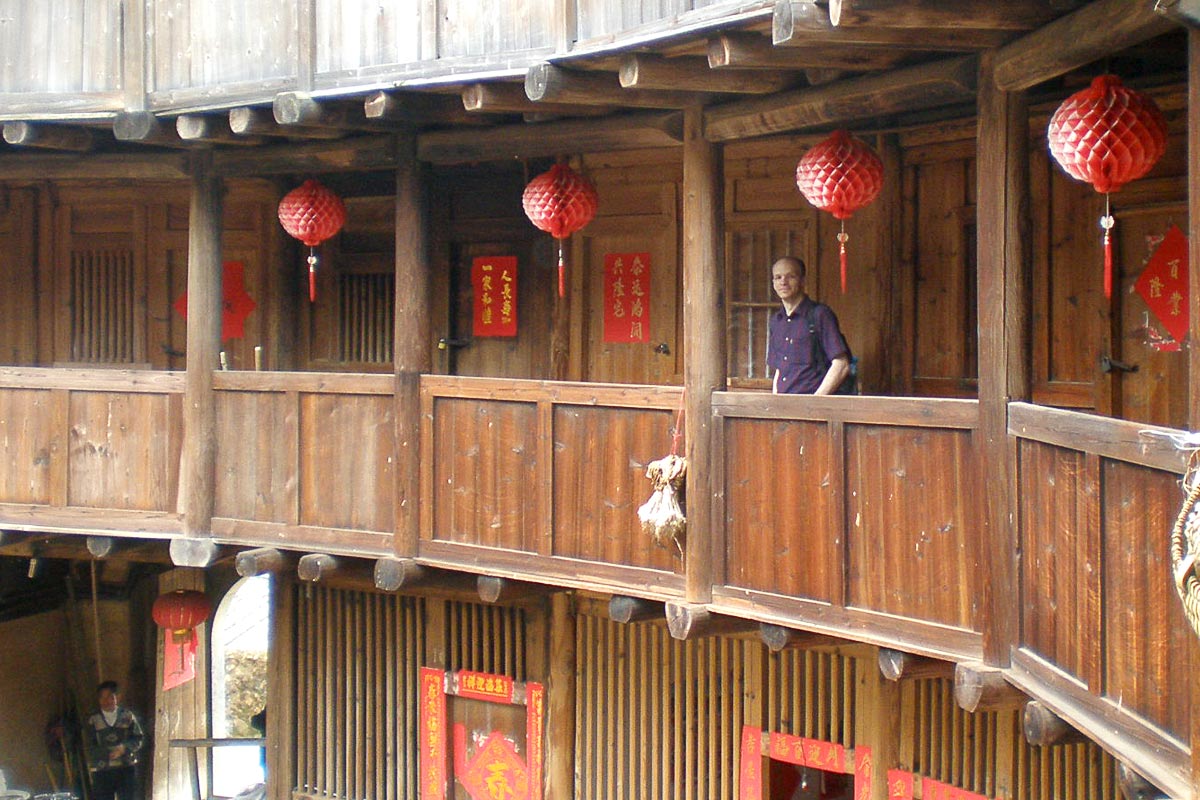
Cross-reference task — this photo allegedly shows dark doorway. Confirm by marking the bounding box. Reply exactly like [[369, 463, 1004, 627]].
[[767, 758, 854, 800]]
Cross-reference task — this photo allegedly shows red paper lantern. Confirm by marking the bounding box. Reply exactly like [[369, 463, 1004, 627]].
[[795, 130, 883, 293], [278, 179, 347, 302], [1047, 75, 1167, 297], [152, 589, 212, 644], [522, 163, 598, 297]]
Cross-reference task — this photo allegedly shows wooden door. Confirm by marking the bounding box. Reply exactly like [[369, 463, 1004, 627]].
[[578, 182, 679, 385]]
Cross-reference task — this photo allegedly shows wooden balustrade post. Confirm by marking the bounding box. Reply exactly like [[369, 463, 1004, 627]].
[[1188, 26, 1200, 800], [395, 133, 430, 557], [173, 152, 224, 568], [974, 52, 1029, 667], [681, 105, 724, 604]]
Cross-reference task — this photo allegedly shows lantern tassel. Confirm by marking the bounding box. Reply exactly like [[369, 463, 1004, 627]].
[[1101, 199, 1115, 300], [557, 240, 566, 298], [308, 250, 318, 303], [837, 228, 849, 294]]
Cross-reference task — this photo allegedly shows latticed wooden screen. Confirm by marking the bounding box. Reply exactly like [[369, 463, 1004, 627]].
[[70, 249, 137, 362], [339, 272, 394, 364]]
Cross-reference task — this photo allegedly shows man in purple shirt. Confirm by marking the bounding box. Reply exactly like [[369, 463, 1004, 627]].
[[767, 257, 851, 394]]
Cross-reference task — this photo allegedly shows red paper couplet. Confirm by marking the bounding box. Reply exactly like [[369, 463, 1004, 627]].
[[739, 726, 763, 800], [887, 769, 915, 799], [418, 668, 448, 800], [162, 628, 198, 691], [603, 253, 651, 343], [1134, 224, 1189, 348], [472, 256, 518, 338]]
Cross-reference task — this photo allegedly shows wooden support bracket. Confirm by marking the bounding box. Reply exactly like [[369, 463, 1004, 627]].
[[113, 111, 186, 146], [1116, 762, 1168, 799], [525, 63, 709, 109], [1022, 700, 1089, 747], [619, 54, 796, 94], [228, 107, 345, 139], [953, 662, 1027, 712], [608, 595, 665, 624], [773, 0, 1016, 50], [665, 602, 757, 640], [176, 114, 263, 146], [170, 538, 222, 568], [758, 623, 842, 652], [86, 536, 135, 560], [297, 553, 374, 585], [374, 558, 478, 594], [477, 575, 560, 605], [707, 31, 909, 71], [235, 547, 296, 578], [878, 648, 955, 681], [3, 121, 95, 152]]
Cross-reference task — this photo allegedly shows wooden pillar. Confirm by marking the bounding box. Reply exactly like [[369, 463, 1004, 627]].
[[266, 576, 296, 800], [857, 649, 901, 800], [1188, 25, 1200, 800], [173, 152, 224, 567], [395, 133, 430, 557], [681, 105, 724, 603], [974, 52, 1029, 667], [545, 593, 576, 800]]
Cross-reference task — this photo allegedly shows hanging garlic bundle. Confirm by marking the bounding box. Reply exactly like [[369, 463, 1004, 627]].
[[637, 454, 687, 556]]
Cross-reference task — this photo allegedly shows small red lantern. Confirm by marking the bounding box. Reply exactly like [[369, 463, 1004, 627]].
[[1047, 75, 1167, 298], [278, 179, 347, 302], [522, 162, 599, 297], [152, 589, 212, 643], [796, 130, 883, 294]]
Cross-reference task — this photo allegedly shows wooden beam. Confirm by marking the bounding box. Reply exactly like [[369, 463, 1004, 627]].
[[212, 135, 399, 177], [86, 536, 133, 559], [1157, 0, 1200, 28], [362, 90, 486, 126], [274, 92, 384, 131], [374, 559, 477, 593], [235, 547, 295, 577], [707, 31, 909, 71], [461, 82, 613, 116], [608, 595, 664, 624], [954, 662, 1026, 712], [394, 133, 428, 559], [824, 0, 1058, 30], [1117, 762, 1169, 799], [774, 0, 1015, 50], [228, 107, 345, 139], [169, 538, 221, 568], [664, 602, 756, 640], [477, 576, 560, 604], [3, 122, 94, 152], [682, 103, 723, 604], [113, 111, 186, 146], [620, 54, 797, 94], [757, 623, 841, 652], [1023, 701, 1089, 746], [297, 553, 374, 584], [704, 55, 975, 141], [878, 648, 955, 681], [525, 63, 710, 109], [992, 0, 1177, 91], [417, 111, 684, 164], [176, 114, 263, 146]]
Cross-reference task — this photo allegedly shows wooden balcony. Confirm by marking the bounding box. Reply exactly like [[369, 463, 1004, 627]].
[[0, 367, 1190, 788]]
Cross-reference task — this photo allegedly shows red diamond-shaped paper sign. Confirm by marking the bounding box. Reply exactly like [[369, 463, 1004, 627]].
[[1134, 225, 1189, 347], [174, 260, 258, 341], [458, 732, 529, 800]]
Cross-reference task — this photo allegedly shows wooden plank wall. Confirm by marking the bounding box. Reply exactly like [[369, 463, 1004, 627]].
[[0, 0, 123, 94]]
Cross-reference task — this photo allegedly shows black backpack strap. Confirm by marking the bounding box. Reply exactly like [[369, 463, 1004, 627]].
[[805, 303, 830, 373]]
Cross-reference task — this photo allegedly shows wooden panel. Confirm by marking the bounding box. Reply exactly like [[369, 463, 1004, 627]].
[[575, 0, 714, 42], [67, 390, 182, 510], [430, 397, 541, 551], [148, 0, 296, 90], [764, 647, 859, 746], [0, 388, 55, 505], [0, 190, 38, 366], [0, 0, 123, 93], [846, 425, 979, 630], [214, 390, 299, 523], [552, 404, 677, 571], [298, 392, 394, 532], [903, 678, 1003, 797], [437, 0, 555, 57], [1016, 440, 1098, 685], [1101, 459, 1190, 740], [723, 417, 834, 601], [314, 0, 423, 71]]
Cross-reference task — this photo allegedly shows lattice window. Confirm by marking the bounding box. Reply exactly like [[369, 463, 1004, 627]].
[[70, 249, 136, 363], [339, 272, 394, 364]]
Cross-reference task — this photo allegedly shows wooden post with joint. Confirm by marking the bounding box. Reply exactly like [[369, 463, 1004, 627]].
[[172, 151, 224, 568]]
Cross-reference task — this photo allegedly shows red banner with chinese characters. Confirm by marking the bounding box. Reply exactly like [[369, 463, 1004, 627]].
[[472, 256, 518, 337], [603, 252, 650, 343], [526, 682, 544, 800], [1134, 224, 1189, 349], [456, 670, 515, 703], [738, 726, 763, 800], [854, 746, 873, 800], [418, 667, 448, 800], [162, 629, 198, 691], [887, 769, 915, 799]]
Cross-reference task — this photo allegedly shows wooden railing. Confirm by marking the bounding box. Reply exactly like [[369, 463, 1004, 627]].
[[711, 392, 985, 661], [1007, 402, 1192, 796], [0, 367, 184, 535], [417, 376, 686, 597], [211, 371, 396, 554]]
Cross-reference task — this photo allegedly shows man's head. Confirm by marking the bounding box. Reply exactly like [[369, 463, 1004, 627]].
[[97, 680, 120, 712], [771, 257, 807, 307]]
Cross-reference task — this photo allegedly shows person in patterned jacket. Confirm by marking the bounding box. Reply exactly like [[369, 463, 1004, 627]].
[[86, 680, 145, 800]]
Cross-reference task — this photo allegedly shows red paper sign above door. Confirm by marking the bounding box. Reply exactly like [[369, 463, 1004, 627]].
[[603, 252, 650, 343], [472, 256, 518, 337], [1134, 224, 1188, 350]]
